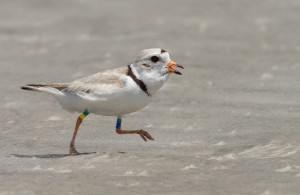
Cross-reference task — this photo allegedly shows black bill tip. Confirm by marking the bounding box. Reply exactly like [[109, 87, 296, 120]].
[[174, 70, 182, 75], [177, 64, 184, 69]]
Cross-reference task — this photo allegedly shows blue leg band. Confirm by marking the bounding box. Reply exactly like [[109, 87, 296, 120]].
[[116, 118, 122, 129]]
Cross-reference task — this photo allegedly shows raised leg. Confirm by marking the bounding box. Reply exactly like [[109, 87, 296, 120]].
[[69, 109, 89, 155], [115, 117, 154, 141]]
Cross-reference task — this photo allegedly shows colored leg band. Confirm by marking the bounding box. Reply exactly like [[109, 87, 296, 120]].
[[116, 118, 122, 129], [79, 109, 90, 120]]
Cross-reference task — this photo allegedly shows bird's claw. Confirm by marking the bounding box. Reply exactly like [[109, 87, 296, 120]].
[[138, 130, 154, 142], [69, 146, 80, 156]]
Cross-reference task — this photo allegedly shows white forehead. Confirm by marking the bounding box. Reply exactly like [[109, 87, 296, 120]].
[[160, 51, 170, 62], [136, 48, 170, 62]]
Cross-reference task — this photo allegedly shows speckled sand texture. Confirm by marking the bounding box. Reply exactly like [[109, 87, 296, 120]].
[[1, 0, 300, 194]]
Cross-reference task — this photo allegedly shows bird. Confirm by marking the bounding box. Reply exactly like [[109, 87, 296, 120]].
[[21, 48, 183, 155]]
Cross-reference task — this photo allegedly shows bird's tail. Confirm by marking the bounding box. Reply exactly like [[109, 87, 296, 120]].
[[21, 84, 67, 95]]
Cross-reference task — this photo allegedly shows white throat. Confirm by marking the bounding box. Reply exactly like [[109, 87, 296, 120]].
[[129, 64, 169, 96]]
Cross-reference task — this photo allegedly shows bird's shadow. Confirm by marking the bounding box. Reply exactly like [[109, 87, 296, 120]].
[[10, 151, 126, 159], [10, 152, 97, 159]]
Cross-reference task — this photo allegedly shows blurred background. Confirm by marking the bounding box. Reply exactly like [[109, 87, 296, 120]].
[[0, 0, 300, 194]]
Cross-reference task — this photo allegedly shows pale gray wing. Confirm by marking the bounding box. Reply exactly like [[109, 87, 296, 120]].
[[64, 66, 129, 100]]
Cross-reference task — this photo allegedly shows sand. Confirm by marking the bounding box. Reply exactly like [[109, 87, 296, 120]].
[[1, 0, 300, 194]]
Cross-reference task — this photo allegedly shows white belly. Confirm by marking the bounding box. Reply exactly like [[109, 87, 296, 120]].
[[55, 83, 152, 116], [91, 90, 151, 116]]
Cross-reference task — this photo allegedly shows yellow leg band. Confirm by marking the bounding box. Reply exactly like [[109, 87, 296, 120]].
[[79, 109, 89, 120], [79, 113, 86, 120]]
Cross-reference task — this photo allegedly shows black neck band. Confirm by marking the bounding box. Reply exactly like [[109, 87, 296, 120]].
[[127, 65, 151, 96]]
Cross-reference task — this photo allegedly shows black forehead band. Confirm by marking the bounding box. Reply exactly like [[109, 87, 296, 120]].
[[161, 49, 167, 54]]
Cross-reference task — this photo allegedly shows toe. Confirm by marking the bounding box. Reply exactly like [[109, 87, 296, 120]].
[[69, 147, 80, 156], [145, 132, 154, 141], [139, 130, 155, 141], [139, 134, 147, 142]]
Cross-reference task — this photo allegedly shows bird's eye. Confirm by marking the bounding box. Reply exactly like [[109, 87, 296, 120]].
[[150, 56, 159, 63]]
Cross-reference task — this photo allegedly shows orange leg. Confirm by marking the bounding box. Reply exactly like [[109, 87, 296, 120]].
[[69, 109, 89, 155], [115, 117, 154, 141]]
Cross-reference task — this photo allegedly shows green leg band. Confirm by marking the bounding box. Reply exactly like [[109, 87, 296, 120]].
[[79, 109, 89, 120]]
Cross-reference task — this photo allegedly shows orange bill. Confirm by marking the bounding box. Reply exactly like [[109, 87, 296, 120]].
[[167, 61, 184, 75]]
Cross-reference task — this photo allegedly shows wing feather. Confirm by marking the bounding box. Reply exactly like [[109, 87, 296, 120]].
[[64, 66, 128, 100]]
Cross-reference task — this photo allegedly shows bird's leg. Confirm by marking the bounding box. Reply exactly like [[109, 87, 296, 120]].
[[69, 109, 89, 155], [115, 117, 154, 141]]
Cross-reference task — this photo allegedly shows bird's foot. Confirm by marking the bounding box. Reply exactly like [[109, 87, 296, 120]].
[[116, 128, 155, 142], [138, 129, 155, 142], [69, 146, 80, 156]]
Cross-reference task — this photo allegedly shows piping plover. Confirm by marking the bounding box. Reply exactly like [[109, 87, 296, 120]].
[[21, 48, 183, 155]]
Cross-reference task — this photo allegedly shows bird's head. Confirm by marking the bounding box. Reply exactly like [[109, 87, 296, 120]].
[[133, 48, 183, 77]]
